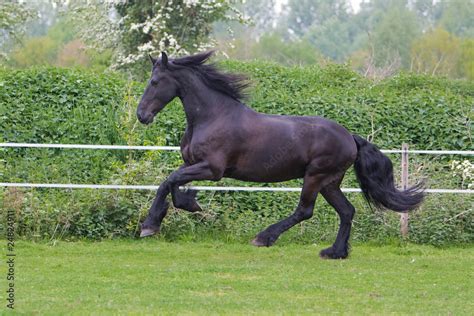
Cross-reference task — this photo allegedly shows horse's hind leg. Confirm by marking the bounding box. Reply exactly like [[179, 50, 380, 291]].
[[319, 179, 355, 259], [251, 174, 323, 247]]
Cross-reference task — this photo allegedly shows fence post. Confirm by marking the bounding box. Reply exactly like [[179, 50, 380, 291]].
[[400, 143, 409, 237]]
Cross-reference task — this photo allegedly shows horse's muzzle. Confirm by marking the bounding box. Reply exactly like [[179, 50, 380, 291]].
[[137, 110, 155, 124]]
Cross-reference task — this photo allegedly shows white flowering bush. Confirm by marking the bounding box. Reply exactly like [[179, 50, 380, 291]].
[[451, 160, 474, 189], [67, 0, 248, 72]]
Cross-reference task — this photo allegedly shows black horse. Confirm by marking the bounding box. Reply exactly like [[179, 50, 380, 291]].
[[136, 51, 424, 259]]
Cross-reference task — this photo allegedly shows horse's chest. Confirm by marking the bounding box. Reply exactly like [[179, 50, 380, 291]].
[[180, 128, 198, 164], [180, 138, 208, 165], [181, 126, 231, 165]]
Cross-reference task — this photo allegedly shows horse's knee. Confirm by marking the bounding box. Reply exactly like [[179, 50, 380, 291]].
[[296, 207, 313, 221]]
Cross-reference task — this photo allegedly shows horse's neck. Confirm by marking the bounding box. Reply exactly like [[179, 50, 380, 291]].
[[179, 79, 242, 126]]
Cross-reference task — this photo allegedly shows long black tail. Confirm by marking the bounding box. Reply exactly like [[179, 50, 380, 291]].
[[353, 135, 425, 212]]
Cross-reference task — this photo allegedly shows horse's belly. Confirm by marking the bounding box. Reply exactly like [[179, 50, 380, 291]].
[[226, 170, 304, 183], [224, 157, 306, 183]]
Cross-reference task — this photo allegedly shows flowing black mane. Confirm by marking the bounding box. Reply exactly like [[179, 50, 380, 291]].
[[171, 51, 249, 101]]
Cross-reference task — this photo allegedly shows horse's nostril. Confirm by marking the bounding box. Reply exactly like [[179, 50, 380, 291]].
[[137, 110, 154, 124]]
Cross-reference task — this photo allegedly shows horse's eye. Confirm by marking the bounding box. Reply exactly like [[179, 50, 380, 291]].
[[150, 79, 159, 86]]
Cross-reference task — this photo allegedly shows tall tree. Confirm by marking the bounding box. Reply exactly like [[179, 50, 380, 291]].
[[283, 0, 353, 61], [409, 0, 442, 31], [371, 1, 421, 67], [304, 17, 352, 61], [285, 0, 349, 38], [438, 0, 474, 38]]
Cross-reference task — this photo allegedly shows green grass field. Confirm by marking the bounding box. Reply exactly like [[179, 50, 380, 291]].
[[1, 240, 473, 315]]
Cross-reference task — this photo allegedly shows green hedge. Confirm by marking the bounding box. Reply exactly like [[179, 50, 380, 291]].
[[0, 62, 472, 245]]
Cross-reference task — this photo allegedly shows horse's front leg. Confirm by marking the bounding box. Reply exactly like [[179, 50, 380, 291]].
[[140, 179, 171, 237], [140, 161, 223, 237], [169, 165, 202, 213]]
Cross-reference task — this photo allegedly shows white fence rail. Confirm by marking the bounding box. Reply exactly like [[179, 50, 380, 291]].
[[0, 182, 472, 194], [0, 142, 181, 151], [1, 142, 473, 156], [1, 142, 473, 194]]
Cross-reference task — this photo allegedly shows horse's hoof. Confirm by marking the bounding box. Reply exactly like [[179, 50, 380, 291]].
[[251, 238, 267, 247], [251, 234, 276, 247], [191, 201, 203, 213], [140, 228, 158, 238], [319, 247, 348, 259]]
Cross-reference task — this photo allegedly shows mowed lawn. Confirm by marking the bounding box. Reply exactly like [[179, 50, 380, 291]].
[[2, 240, 473, 315]]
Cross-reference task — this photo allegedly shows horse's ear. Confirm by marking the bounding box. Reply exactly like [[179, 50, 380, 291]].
[[148, 54, 157, 65], [161, 52, 168, 68]]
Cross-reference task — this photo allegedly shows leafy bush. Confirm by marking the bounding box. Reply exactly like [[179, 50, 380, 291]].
[[0, 61, 472, 245]]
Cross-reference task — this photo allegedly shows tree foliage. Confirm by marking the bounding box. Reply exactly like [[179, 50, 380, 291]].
[[304, 16, 353, 62], [249, 33, 322, 65], [6, 17, 111, 70], [411, 28, 461, 77], [2, 0, 473, 80], [286, 0, 349, 37], [9, 36, 58, 67], [438, 0, 474, 38], [458, 39, 474, 80], [0, 1, 34, 61], [66, 0, 247, 77], [225, 0, 473, 80], [371, 3, 420, 68]]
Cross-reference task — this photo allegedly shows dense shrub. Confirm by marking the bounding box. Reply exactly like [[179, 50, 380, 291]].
[[0, 62, 472, 245]]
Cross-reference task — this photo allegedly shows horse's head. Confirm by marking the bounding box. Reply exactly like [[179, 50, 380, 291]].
[[137, 52, 179, 124]]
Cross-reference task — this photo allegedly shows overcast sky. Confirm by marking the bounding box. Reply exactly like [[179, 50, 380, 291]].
[[351, 0, 363, 12]]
